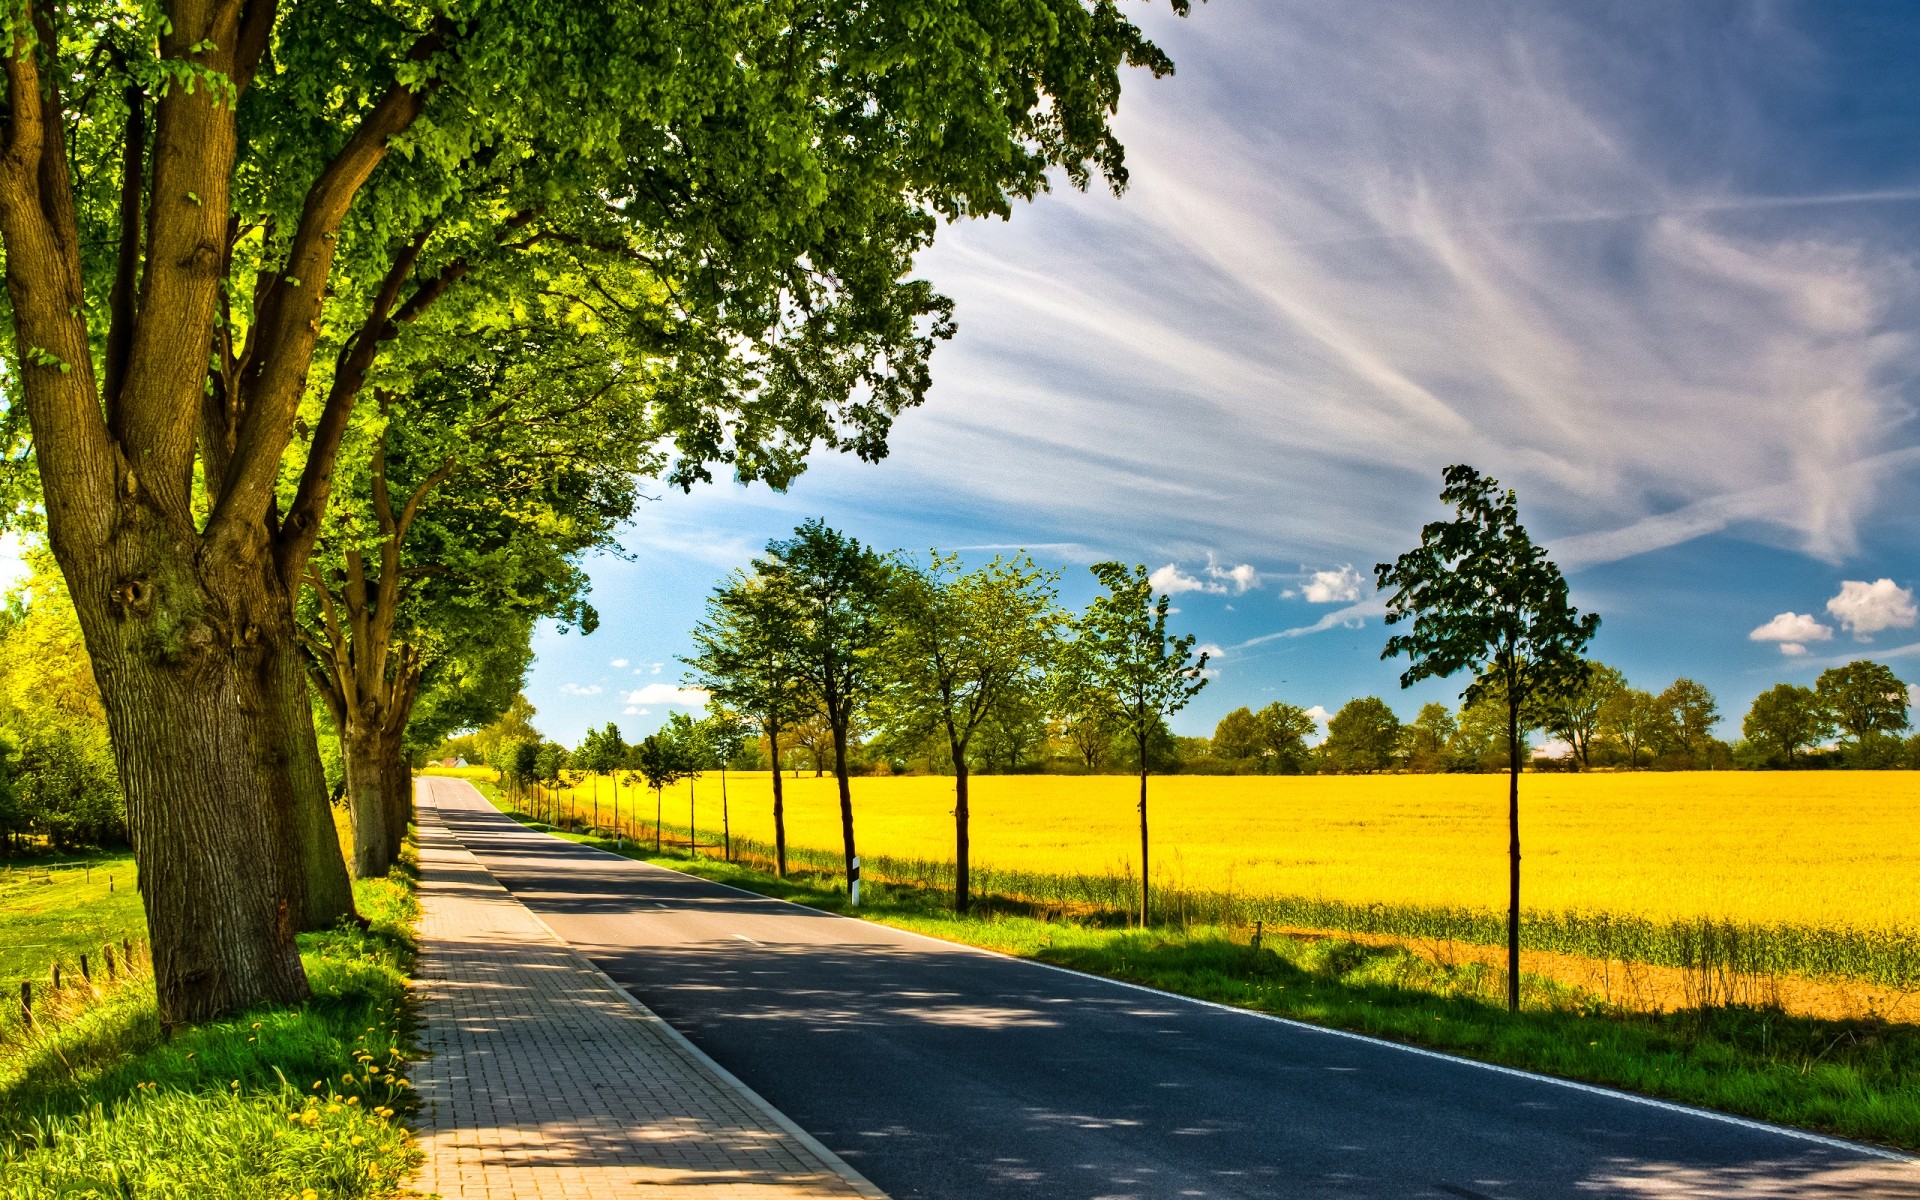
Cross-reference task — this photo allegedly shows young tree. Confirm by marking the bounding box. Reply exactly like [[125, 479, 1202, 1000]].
[[702, 711, 751, 862], [1538, 660, 1625, 769], [1655, 678, 1721, 766], [1377, 464, 1598, 1013], [1069, 562, 1208, 925], [686, 572, 809, 875], [574, 724, 628, 836], [1814, 662, 1909, 747], [1320, 698, 1402, 773], [1742, 683, 1835, 767], [1596, 687, 1664, 769], [636, 731, 694, 854], [758, 522, 892, 901], [872, 553, 1059, 912]]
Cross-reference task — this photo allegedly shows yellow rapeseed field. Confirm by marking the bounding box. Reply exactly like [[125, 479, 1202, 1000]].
[[584, 770, 1919, 931]]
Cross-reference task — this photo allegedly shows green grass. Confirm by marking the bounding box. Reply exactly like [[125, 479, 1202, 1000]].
[[478, 781, 1920, 1153], [1, 851, 146, 986], [0, 856, 422, 1198]]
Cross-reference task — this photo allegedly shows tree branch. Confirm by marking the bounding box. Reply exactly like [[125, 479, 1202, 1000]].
[[207, 16, 451, 560]]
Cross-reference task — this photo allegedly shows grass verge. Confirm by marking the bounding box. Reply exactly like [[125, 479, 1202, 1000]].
[[0, 853, 422, 1198], [476, 780, 1920, 1154]]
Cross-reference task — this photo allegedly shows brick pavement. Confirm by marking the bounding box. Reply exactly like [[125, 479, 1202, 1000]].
[[409, 777, 882, 1199]]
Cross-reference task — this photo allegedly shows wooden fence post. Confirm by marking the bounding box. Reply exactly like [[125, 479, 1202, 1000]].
[[18, 980, 29, 1027], [79, 953, 90, 982], [103, 943, 118, 979], [50, 963, 61, 992]]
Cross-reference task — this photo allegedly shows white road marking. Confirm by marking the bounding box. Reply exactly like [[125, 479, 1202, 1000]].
[[734, 934, 761, 945]]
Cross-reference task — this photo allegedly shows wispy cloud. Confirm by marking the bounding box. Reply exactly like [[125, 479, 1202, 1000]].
[[1236, 598, 1388, 650], [884, 3, 1917, 570]]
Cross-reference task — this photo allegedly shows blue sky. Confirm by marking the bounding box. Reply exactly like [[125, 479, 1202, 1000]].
[[522, 0, 1920, 747]]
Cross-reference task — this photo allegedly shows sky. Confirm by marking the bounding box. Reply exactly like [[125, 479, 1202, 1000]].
[[520, 0, 1920, 748]]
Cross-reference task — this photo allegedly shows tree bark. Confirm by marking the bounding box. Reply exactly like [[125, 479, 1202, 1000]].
[[341, 720, 392, 879], [380, 725, 410, 856], [67, 516, 313, 1027], [1507, 698, 1522, 1014], [831, 718, 858, 901], [769, 719, 787, 876], [264, 635, 357, 928], [1138, 731, 1150, 929], [721, 765, 730, 862], [952, 744, 971, 914]]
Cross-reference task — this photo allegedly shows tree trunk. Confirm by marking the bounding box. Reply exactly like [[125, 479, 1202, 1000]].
[[655, 787, 662, 853], [379, 725, 410, 858], [952, 746, 971, 915], [771, 723, 788, 876], [341, 720, 392, 879], [264, 638, 357, 929], [1507, 699, 1522, 1014], [721, 765, 731, 862], [689, 774, 697, 858], [63, 522, 312, 1027], [1137, 732, 1150, 929], [832, 719, 858, 901]]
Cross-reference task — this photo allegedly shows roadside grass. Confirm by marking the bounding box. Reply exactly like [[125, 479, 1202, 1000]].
[[0, 852, 422, 1198], [473, 781, 1920, 1153], [1, 850, 145, 985]]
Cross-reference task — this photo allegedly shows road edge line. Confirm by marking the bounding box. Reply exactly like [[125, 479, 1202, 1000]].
[[454, 777, 1920, 1168]]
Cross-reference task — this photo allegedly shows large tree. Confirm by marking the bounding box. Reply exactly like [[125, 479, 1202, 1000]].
[[1538, 660, 1624, 769], [1320, 697, 1401, 773], [1814, 661, 1908, 748], [1655, 677, 1720, 766], [1068, 561, 1207, 926], [758, 521, 891, 901], [1742, 683, 1832, 767], [872, 552, 1059, 912], [1377, 464, 1598, 1013], [0, 0, 1186, 1022]]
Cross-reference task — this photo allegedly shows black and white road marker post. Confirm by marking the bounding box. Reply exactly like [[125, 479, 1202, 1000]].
[[850, 857, 862, 908]]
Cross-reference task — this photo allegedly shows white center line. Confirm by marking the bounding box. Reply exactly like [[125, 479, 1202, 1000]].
[[733, 934, 761, 945]]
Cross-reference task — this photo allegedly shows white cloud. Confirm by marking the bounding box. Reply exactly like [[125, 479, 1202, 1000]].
[[610, 658, 630, 668], [1148, 557, 1260, 597], [1196, 643, 1224, 664], [1749, 611, 1833, 657], [1826, 578, 1917, 639], [623, 706, 650, 716], [559, 683, 603, 696], [1209, 561, 1260, 593], [1301, 565, 1365, 604], [1304, 704, 1333, 745], [624, 684, 710, 709], [1149, 563, 1213, 595]]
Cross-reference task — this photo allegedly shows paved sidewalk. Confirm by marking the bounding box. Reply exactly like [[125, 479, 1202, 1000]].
[[410, 777, 881, 1199]]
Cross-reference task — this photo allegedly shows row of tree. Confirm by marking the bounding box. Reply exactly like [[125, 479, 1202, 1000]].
[[1292, 658, 1913, 773], [680, 522, 1207, 916], [0, 0, 1182, 1024]]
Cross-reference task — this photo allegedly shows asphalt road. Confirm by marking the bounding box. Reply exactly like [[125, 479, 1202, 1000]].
[[423, 777, 1920, 1200]]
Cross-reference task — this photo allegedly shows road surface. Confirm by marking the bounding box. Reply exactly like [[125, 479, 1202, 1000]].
[[423, 777, 1919, 1200]]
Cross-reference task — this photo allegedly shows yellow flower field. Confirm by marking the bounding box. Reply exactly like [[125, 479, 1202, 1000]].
[[593, 770, 1919, 931]]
